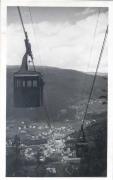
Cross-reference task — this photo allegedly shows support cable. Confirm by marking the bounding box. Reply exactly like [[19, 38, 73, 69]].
[[28, 7, 55, 130], [17, 7, 26, 35], [86, 8, 101, 72], [17, 6, 36, 72], [82, 25, 108, 128], [28, 7, 43, 70], [80, 8, 101, 122]]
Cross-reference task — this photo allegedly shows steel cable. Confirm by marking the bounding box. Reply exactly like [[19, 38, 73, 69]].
[[82, 25, 108, 127]]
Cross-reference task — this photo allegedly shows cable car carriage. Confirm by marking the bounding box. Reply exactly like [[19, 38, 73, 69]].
[[14, 31, 44, 108], [14, 70, 44, 108]]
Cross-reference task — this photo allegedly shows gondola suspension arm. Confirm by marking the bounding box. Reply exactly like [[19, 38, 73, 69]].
[[17, 7, 36, 71]]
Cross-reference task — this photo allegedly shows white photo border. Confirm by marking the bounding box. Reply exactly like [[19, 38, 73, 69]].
[[0, 0, 113, 180]]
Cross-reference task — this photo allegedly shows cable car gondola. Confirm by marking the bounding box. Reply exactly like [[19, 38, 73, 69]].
[[14, 68, 44, 108], [14, 8, 44, 108]]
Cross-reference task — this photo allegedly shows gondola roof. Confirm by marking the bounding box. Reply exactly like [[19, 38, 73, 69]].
[[14, 71, 42, 77]]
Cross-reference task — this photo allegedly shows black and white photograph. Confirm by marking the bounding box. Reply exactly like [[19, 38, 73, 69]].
[[6, 6, 108, 177]]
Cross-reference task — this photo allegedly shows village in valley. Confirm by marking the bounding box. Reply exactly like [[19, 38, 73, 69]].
[[6, 97, 107, 176]]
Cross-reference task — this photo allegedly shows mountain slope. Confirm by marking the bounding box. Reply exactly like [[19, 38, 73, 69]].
[[6, 66, 107, 122]]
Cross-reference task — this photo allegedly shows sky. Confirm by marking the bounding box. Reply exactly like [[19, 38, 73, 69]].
[[7, 7, 108, 73]]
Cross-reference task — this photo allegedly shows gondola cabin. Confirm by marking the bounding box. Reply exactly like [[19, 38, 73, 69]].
[[14, 71, 44, 107]]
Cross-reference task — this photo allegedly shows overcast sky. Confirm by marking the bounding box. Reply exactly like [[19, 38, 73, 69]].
[[7, 7, 108, 72]]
